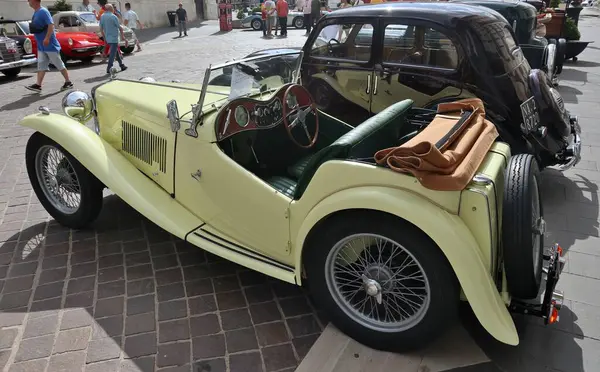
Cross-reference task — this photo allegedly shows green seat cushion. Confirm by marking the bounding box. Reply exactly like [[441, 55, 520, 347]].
[[266, 176, 297, 198], [288, 155, 313, 180], [293, 99, 414, 199]]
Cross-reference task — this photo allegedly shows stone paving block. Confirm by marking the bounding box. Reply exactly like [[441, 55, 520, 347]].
[[15, 334, 55, 362], [95, 296, 125, 318], [23, 313, 59, 339], [127, 294, 155, 316], [124, 332, 157, 358], [121, 356, 156, 372], [85, 359, 121, 372], [0, 328, 18, 349], [224, 328, 258, 354], [157, 341, 191, 368], [87, 337, 122, 363], [192, 334, 226, 360], [61, 308, 94, 330], [159, 318, 190, 343], [262, 343, 297, 372], [125, 312, 156, 336], [48, 350, 87, 372], [53, 327, 92, 354], [8, 359, 48, 372]]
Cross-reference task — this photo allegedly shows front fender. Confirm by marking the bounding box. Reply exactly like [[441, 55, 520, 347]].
[[294, 186, 518, 346], [19, 113, 202, 239]]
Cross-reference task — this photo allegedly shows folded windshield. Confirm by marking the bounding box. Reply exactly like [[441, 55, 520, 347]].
[[200, 51, 303, 110]]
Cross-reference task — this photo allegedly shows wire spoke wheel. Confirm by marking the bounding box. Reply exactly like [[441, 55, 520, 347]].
[[34, 145, 82, 215], [325, 233, 431, 332]]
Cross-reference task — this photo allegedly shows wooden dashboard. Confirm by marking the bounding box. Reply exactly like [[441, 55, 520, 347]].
[[215, 83, 312, 141]]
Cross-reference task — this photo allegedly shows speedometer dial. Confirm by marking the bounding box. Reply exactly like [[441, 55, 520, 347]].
[[235, 106, 249, 127]]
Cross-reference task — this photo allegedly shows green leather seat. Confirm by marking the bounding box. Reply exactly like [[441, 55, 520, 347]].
[[267, 99, 414, 199]]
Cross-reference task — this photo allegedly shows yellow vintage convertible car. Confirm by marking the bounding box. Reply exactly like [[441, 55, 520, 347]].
[[19, 51, 565, 351]]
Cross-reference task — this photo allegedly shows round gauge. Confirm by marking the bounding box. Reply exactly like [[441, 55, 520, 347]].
[[235, 106, 249, 127], [273, 99, 280, 110], [286, 93, 298, 109]]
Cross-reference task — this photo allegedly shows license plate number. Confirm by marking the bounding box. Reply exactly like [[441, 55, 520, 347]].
[[520, 97, 541, 134]]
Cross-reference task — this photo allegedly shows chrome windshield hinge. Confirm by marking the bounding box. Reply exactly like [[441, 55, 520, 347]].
[[185, 103, 202, 138]]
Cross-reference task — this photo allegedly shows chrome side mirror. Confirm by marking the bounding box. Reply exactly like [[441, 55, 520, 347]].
[[62, 91, 94, 122], [166, 100, 181, 132]]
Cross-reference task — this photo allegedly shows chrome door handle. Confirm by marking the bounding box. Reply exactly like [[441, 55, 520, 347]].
[[191, 170, 202, 181], [373, 75, 379, 95], [366, 74, 371, 94]]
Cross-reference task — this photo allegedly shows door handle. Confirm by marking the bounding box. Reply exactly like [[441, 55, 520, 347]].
[[373, 75, 379, 95], [366, 74, 371, 94]]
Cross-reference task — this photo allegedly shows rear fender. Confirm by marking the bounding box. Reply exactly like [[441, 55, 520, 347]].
[[19, 113, 202, 239], [294, 186, 519, 346]]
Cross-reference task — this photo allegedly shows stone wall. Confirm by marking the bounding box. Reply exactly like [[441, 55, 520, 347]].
[[0, 0, 204, 26]]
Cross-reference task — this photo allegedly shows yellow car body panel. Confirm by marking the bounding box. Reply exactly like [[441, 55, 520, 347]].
[[18, 113, 203, 239], [290, 150, 518, 346]]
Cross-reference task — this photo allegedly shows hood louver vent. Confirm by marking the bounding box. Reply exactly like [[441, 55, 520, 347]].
[[121, 121, 167, 173]]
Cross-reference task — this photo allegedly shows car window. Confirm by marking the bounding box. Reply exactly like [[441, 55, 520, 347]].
[[58, 16, 72, 27], [0, 23, 21, 36], [70, 16, 80, 26], [79, 13, 97, 23], [382, 23, 458, 70], [310, 23, 373, 62], [18, 21, 30, 34]]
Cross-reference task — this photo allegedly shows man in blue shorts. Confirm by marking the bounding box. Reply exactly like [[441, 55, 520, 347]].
[[25, 0, 73, 93]]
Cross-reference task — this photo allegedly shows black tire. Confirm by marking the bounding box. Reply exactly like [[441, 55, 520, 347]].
[[26, 132, 104, 230], [1, 68, 21, 77], [293, 16, 304, 29], [502, 154, 544, 300], [251, 19, 262, 31], [304, 211, 459, 352], [121, 46, 135, 54]]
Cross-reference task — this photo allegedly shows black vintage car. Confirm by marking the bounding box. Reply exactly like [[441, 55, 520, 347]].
[[455, 0, 565, 83], [245, 2, 580, 170], [0, 22, 36, 77]]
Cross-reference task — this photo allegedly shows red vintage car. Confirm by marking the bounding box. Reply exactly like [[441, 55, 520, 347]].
[[0, 20, 103, 63]]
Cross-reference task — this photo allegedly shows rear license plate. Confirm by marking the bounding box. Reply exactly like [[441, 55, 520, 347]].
[[520, 96, 541, 134]]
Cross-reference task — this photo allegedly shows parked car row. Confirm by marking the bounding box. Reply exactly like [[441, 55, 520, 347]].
[[17, 1, 572, 355], [0, 10, 138, 78], [241, 9, 330, 30]]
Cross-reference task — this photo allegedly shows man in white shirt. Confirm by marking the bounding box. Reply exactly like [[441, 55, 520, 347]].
[[302, 0, 311, 35], [123, 2, 142, 51], [76, 0, 96, 12]]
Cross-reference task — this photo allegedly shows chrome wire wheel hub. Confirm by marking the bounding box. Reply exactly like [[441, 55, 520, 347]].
[[34, 145, 82, 215], [325, 233, 431, 333]]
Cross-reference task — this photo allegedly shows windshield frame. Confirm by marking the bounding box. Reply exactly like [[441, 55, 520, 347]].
[[197, 50, 304, 111], [78, 12, 98, 23]]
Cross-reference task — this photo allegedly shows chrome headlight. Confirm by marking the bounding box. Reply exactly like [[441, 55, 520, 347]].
[[68, 37, 73, 46], [23, 38, 33, 54], [62, 90, 94, 122]]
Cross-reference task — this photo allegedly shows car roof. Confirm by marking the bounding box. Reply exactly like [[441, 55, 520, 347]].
[[325, 2, 504, 24]]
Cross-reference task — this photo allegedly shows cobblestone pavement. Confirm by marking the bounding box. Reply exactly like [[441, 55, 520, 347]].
[[0, 23, 323, 372]]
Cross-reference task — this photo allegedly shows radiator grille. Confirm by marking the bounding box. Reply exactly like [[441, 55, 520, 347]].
[[121, 121, 167, 173]]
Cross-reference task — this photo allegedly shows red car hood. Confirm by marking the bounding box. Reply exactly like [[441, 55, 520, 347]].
[[56, 31, 102, 41]]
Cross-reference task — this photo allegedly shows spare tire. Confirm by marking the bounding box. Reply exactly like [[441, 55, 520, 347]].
[[502, 154, 544, 300]]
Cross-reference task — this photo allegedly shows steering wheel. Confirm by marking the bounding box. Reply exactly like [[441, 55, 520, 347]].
[[327, 38, 340, 53], [282, 84, 320, 149]]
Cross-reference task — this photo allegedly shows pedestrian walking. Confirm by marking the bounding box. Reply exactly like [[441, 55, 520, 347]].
[[264, 0, 276, 36], [76, 0, 95, 12], [311, 0, 320, 27], [302, 0, 311, 35], [276, 0, 288, 36], [100, 4, 128, 74], [260, 0, 267, 36], [25, 0, 73, 92], [123, 2, 142, 51], [175, 3, 188, 37], [273, 0, 278, 36]]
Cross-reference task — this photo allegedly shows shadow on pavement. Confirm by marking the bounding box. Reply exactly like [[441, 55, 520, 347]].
[[0, 91, 63, 112], [541, 169, 599, 252], [460, 302, 585, 372], [0, 75, 31, 86], [135, 20, 207, 44]]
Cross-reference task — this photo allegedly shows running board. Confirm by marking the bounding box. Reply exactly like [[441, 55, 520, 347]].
[[186, 226, 297, 285]]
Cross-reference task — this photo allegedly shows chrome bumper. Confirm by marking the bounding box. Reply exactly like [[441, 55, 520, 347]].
[[0, 57, 37, 71], [559, 115, 582, 170]]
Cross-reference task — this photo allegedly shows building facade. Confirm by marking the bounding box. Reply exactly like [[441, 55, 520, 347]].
[[0, 0, 206, 26]]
